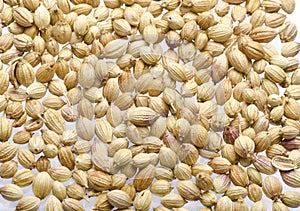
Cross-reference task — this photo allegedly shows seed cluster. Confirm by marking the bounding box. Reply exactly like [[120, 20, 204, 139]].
[[0, 0, 300, 210]]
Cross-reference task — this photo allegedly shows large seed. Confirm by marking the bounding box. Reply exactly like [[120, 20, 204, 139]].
[[32, 172, 53, 199], [16, 196, 40, 211], [0, 117, 12, 141], [107, 190, 132, 209], [127, 107, 159, 126], [0, 184, 23, 201]]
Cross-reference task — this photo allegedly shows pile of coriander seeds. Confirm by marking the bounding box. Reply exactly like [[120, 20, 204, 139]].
[[0, 0, 300, 210]]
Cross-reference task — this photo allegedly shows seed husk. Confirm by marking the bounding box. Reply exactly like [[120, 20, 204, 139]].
[[271, 156, 296, 171]]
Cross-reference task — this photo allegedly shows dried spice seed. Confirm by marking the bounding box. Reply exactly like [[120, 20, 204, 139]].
[[32, 172, 53, 199], [0, 0, 299, 210]]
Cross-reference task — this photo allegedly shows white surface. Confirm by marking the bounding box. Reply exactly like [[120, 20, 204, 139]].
[[0, 1, 300, 211]]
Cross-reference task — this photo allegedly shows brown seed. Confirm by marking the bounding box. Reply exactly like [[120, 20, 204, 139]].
[[199, 191, 218, 207], [208, 24, 233, 43], [0, 160, 18, 178], [95, 119, 112, 144], [121, 183, 136, 201], [14, 33, 33, 52], [226, 46, 251, 75], [88, 170, 112, 192], [66, 184, 85, 200], [262, 176, 282, 200], [229, 165, 249, 187], [58, 147, 75, 170], [272, 201, 289, 211], [36, 156, 51, 172], [177, 143, 199, 166], [111, 173, 127, 190], [5, 101, 23, 120], [250, 26, 277, 43], [26, 82, 47, 99], [134, 164, 155, 191], [280, 21, 297, 42], [195, 172, 213, 191], [127, 107, 159, 126]]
